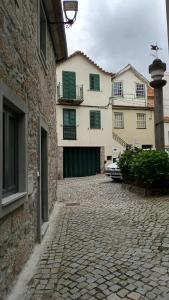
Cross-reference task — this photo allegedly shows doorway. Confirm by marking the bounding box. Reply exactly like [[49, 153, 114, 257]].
[[37, 122, 48, 242], [41, 127, 48, 224]]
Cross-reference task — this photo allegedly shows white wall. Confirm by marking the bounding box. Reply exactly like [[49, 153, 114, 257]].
[[112, 69, 148, 107], [57, 55, 111, 106], [164, 122, 169, 147]]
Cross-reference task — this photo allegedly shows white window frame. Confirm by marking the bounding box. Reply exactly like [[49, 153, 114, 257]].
[[137, 113, 146, 129], [136, 83, 145, 98], [113, 82, 123, 97], [114, 112, 124, 128], [0, 82, 27, 219]]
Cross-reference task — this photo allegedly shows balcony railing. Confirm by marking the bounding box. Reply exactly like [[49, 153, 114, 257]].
[[111, 94, 147, 107], [57, 84, 84, 105], [63, 126, 76, 140]]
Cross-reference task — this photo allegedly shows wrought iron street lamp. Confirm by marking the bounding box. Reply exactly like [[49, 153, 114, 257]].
[[49, 1, 78, 27]]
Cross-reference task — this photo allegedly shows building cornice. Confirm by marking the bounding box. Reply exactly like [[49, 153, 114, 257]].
[[43, 0, 68, 62], [112, 105, 154, 111]]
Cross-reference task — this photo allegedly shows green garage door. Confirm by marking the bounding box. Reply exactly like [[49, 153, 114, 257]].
[[63, 147, 100, 178]]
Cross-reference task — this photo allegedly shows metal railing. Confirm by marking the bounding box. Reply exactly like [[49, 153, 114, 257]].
[[57, 83, 83, 101], [63, 126, 76, 140], [111, 94, 147, 107], [112, 131, 128, 148]]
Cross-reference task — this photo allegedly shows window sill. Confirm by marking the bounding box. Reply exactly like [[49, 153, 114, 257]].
[[63, 138, 77, 140], [88, 89, 101, 92], [2, 192, 27, 207], [89, 128, 101, 130], [136, 96, 146, 98], [114, 127, 124, 129], [136, 127, 146, 129], [113, 95, 123, 98]]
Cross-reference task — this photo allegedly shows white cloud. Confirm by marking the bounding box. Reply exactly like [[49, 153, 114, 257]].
[[65, 0, 168, 77]]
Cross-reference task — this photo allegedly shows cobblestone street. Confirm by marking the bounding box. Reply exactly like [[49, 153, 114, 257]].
[[24, 175, 169, 300]]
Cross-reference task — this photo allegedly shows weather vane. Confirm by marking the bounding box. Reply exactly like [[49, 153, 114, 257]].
[[150, 43, 162, 58]]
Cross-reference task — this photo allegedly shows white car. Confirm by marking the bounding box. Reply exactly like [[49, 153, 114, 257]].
[[105, 162, 118, 176], [105, 160, 122, 181]]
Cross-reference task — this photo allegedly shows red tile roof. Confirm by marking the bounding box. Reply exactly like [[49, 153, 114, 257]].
[[58, 50, 114, 76]]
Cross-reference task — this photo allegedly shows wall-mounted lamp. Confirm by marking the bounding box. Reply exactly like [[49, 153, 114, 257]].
[[49, 1, 78, 27]]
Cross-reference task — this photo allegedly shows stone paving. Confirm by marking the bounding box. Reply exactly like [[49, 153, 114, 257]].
[[24, 175, 169, 300]]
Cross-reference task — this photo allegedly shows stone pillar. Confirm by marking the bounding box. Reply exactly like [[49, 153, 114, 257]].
[[100, 146, 105, 174], [149, 59, 166, 150]]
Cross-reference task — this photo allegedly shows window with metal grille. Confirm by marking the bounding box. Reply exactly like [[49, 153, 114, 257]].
[[114, 112, 124, 128], [90, 111, 101, 129], [136, 83, 145, 97], [137, 113, 146, 128], [63, 109, 76, 140], [89, 74, 100, 91], [113, 82, 123, 96]]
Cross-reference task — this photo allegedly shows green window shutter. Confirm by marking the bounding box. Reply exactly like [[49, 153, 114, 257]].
[[89, 74, 94, 90], [89, 74, 100, 91], [62, 71, 76, 99], [63, 109, 76, 126], [95, 75, 100, 91], [63, 109, 76, 140], [90, 111, 101, 129], [90, 111, 95, 128]]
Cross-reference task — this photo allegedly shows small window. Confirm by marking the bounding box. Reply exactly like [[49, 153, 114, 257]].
[[113, 82, 123, 96], [0, 82, 27, 219], [107, 156, 112, 161], [137, 113, 146, 128], [114, 112, 124, 128], [89, 74, 100, 91], [39, 1, 47, 61], [3, 106, 18, 197], [142, 145, 152, 150], [136, 83, 145, 97], [90, 111, 101, 129]]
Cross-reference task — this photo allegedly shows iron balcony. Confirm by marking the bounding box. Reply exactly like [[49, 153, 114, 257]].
[[57, 83, 84, 105]]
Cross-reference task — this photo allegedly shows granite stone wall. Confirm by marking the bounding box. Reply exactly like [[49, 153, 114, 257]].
[[57, 146, 63, 180], [0, 0, 58, 298]]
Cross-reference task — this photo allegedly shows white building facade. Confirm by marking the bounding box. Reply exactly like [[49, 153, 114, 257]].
[[111, 65, 155, 159], [56, 51, 113, 178]]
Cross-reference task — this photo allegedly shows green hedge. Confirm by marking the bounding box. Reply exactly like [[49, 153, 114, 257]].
[[118, 149, 169, 188]]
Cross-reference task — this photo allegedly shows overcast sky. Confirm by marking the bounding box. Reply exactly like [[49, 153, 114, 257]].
[[65, 0, 168, 79]]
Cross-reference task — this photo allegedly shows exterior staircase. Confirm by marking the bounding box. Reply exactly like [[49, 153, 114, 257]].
[[112, 131, 128, 148]]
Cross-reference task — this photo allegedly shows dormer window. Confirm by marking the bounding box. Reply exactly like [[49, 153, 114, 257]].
[[113, 82, 123, 97]]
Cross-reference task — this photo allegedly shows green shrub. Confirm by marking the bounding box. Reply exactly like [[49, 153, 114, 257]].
[[118, 149, 169, 188], [118, 147, 141, 182], [132, 150, 169, 188]]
